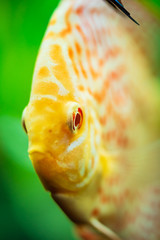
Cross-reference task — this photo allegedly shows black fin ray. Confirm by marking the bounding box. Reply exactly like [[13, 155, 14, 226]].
[[105, 0, 139, 25]]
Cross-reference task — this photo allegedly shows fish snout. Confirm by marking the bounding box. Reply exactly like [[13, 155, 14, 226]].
[[28, 145, 45, 158], [29, 149, 45, 161]]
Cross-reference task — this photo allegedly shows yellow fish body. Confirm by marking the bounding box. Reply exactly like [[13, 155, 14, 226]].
[[22, 0, 160, 239]]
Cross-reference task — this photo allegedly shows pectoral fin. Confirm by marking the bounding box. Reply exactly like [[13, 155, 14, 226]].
[[90, 218, 122, 240]]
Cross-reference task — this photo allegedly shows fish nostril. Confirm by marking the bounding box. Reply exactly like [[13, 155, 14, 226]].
[[22, 107, 28, 134], [22, 119, 28, 134]]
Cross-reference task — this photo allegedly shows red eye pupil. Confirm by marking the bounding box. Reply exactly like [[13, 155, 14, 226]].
[[75, 113, 81, 127], [73, 108, 83, 131]]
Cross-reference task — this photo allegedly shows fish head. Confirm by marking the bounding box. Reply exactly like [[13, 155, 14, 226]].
[[21, 6, 101, 195], [22, 96, 96, 193]]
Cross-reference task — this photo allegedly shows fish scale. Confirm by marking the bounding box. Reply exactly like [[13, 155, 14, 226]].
[[22, 0, 160, 239]]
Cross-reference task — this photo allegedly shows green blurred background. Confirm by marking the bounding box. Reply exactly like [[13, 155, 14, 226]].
[[0, 0, 76, 239], [0, 0, 160, 240]]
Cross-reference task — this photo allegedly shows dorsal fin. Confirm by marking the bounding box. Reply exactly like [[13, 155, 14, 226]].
[[105, 0, 139, 25]]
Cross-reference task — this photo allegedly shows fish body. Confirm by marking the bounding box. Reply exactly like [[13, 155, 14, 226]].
[[22, 0, 160, 239]]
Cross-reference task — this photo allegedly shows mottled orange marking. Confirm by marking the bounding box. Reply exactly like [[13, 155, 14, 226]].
[[45, 8, 72, 39], [86, 49, 99, 80], [108, 175, 121, 186], [75, 24, 87, 43], [46, 8, 72, 39], [105, 46, 121, 60], [79, 61, 87, 79], [98, 187, 102, 195], [92, 66, 126, 103], [87, 88, 92, 95], [113, 90, 126, 106], [106, 130, 117, 141], [108, 66, 125, 81], [106, 102, 112, 115], [38, 66, 50, 78], [78, 85, 85, 91], [83, 18, 97, 46], [117, 135, 128, 147], [45, 31, 55, 39], [102, 133, 114, 141], [49, 17, 56, 26], [103, 78, 112, 90], [99, 58, 104, 67], [32, 82, 59, 96], [50, 44, 73, 93], [93, 88, 106, 103], [101, 195, 111, 204], [68, 47, 79, 76], [92, 208, 99, 217], [60, 8, 72, 37], [68, 47, 73, 59], [90, 8, 105, 15], [76, 6, 84, 15], [99, 115, 107, 126], [75, 42, 82, 55], [74, 43, 87, 79], [90, 66, 99, 79]]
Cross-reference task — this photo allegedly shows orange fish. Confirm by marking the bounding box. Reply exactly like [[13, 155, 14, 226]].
[[22, 0, 160, 239]]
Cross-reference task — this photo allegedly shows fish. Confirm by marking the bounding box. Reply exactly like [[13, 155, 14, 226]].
[[22, 0, 160, 239]]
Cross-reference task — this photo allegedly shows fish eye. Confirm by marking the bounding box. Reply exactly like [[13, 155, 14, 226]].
[[72, 108, 83, 132], [22, 108, 27, 134]]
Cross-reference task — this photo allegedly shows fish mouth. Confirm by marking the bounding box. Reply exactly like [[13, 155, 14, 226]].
[[28, 148, 45, 164], [29, 149, 44, 158], [28, 146, 44, 155]]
